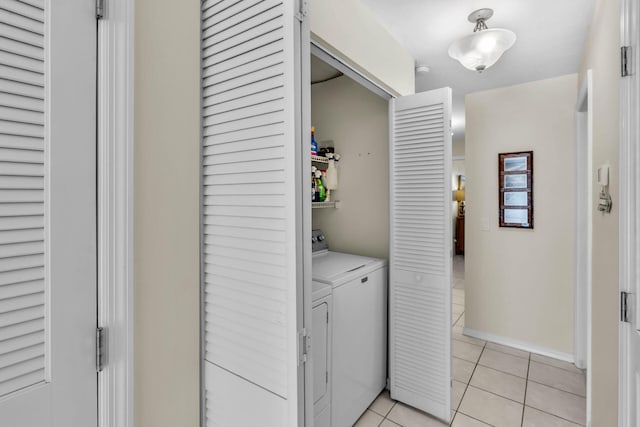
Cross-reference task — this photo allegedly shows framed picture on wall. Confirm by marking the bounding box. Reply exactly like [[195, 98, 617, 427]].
[[499, 151, 533, 229]]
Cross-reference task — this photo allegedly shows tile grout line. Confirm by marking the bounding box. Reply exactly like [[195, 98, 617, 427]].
[[523, 404, 586, 427], [452, 322, 486, 424], [457, 412, 498, 427], [464, 383, 526, 406], [525, 378, 588, 399], [530, 358, 586, 374], [475, 359, 528, 379], [474, 349, 587, 396], [483, 345, 530, 360], [453, 270, 496, 426], [471, 362, 527, 379], [379, 400, 396, 426], [520, 352, 531, 426], [450, 275, 467, 425]]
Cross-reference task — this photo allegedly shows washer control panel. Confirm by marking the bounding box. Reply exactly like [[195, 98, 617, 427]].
[[312, 229, 329, 252]]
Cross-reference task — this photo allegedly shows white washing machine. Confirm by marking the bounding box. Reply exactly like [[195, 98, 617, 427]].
[[312, 280, 332, 427], [311, 229, 388, 427]]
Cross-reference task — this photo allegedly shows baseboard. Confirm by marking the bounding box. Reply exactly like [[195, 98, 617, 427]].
[[463, 327, 575, 364]]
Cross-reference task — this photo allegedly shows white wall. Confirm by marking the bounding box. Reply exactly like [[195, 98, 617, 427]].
[[578, 0, 620, 423], [134, 1, 200, 426], [310, 0, 415, 97], [311, 76, 389, 259], [465, 74, 577, 354]]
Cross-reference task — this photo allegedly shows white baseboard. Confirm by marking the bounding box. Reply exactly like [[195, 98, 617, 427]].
[[463, 327, 575, 364]]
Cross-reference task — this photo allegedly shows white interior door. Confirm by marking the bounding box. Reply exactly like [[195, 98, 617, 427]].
[[0, 0, 97, 426], [625, 312, 640, 427], [200, 1, 305, 426], [389, 88, 452, 423], [621, 0, 640, 425]]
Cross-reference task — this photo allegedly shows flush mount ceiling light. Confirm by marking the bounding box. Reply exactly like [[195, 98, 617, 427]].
[[448, 8, 516, 73]]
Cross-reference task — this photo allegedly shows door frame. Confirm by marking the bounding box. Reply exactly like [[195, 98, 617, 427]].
[[303, 37, 395, 427], [575, 70, 593, 424], [619, 0, 639, 426], [299, 9, 313, 427], [309, 40, 394, 101], [96, 1, 135, 426]]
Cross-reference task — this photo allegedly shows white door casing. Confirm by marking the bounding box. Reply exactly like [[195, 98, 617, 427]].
[[0, 0, 97, 426], [574, 71, 592, 425], [96, 0, 135, 425], [200, 0, 304, 425], [575, 71, 592, 370], [389, 88, 453, 423], [620, 0, 640, 426]]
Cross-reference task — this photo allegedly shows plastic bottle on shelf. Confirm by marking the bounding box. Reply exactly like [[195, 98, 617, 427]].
[[312, 176, 316, 202], [316, 177, 326, 202], [325, 159, 338, 190], [322, 171, 331, 202], [311, 126, 318, 156]]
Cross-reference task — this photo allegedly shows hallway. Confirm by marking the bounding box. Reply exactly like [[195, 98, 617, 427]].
[[355, 256, 587, 426]]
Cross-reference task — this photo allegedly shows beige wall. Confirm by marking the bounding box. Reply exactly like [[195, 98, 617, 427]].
[[134, 1, 200, 426], [310, 0, 415, 97], [578, 0, 620, 423], [131, 2, 408, 424], [465, 74, 577, 354], [311, 76, 389, 259]]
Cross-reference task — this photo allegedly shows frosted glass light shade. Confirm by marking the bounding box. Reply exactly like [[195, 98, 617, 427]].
[[448, 28, 516, 72]]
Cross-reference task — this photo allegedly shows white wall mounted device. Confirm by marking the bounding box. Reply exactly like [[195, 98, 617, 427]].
[[597, 164, 612, 213]]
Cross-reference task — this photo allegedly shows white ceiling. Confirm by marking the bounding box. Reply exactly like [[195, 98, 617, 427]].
[[360, 0, 595, 140]]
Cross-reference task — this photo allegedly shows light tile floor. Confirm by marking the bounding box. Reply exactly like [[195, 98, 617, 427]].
[[354, 256, 587, 427]]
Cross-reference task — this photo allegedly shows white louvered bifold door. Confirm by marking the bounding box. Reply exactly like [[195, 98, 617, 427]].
[[0, 1, 97, 426], [389, 88, 453, 423], [0, 0, 46, 395], [201, 1, 303, 426]]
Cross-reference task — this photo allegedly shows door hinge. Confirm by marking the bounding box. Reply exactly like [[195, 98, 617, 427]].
[[96, 327, 106, 372], [621, 291, 631, 323], [295, 0, 309, 21], [621, 46, 631, 77], [298, 328, 311, 365], [96, 0, 105, 20]]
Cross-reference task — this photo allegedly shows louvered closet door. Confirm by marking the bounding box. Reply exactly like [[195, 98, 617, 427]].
[[389, 88, 452, 423], [0, 1, 97, 426], [201, 1, 302, 426]]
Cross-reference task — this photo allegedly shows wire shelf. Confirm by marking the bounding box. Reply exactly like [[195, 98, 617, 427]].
[[312, 201, 340, 209], [311, 155, 329, 164]]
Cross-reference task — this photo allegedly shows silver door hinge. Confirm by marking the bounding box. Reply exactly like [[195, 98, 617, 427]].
[[96, 327, 106, 372], [96, 0, 105, 20], [621, 291, 631, 323], [296, 0, 309, 21], [621, 46, 631, 77], [298, 328, 310, 365]]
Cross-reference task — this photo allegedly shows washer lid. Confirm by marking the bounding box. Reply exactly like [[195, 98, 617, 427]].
[[312, 251, 382, 284], [312, 281, 331, 302]]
